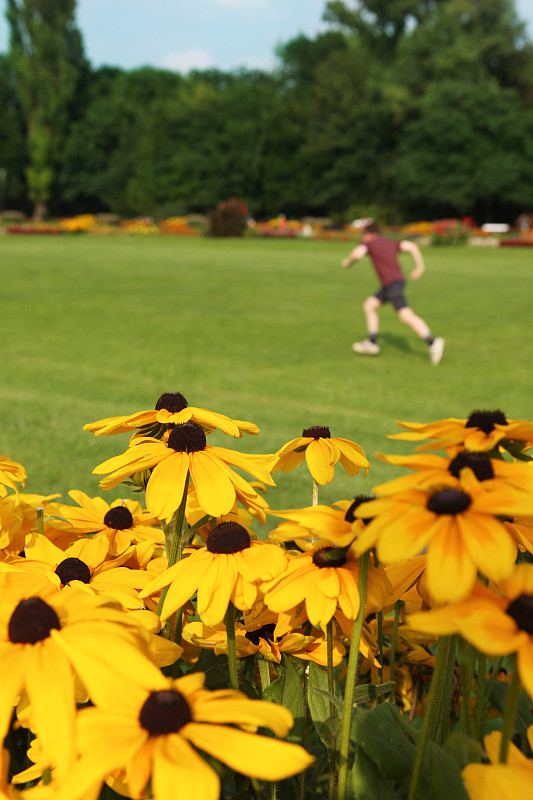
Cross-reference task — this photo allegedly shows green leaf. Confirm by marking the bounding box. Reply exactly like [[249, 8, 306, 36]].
[[443, 731, 485, 768], [307, 662, 336, 746], [350, 746, 401, 800], [427, 741, 469, 800], [263, 655, 305, 743], [353, 681, 396, 705], [489, 682, 533, 740]]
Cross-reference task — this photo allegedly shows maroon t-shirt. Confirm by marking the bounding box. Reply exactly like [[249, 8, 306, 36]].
[[365, 236, 404, 287]]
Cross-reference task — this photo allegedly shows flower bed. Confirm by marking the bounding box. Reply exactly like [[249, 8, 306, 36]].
[[1, 394, 533, 800]]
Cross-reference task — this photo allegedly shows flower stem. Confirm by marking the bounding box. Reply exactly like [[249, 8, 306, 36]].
[[327, 620, 337, 800], [225, 601, 240, 691], [312, 479, 319, 506], [157, 475, 189, 640], [258, 657, 271, 693], [336, 550, 370, 800], [499, 662, 520, 763], [407, 635, 455, 800], [377, 611, 384, 686], [389, 601, 402, 689]]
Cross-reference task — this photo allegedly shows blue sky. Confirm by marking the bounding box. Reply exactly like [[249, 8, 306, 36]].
[[0, 0, 532, 74]]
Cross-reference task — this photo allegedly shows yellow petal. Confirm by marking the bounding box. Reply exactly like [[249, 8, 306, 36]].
[[184, 723, 314, 780], [152, 734, 219, 800]]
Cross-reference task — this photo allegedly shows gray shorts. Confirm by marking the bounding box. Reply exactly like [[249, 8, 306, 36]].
[[374, 280, 408, 310]]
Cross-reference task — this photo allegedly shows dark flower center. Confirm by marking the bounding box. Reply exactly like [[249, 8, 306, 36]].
[[167, 422, 206, 453], [139, 689, 192, 736], [313, 546, 347, 568], [8, 597, 61, 644], [103, 506, 134, 530], [427, 489, 472, 515], [505, 595, 533, 635], [155, 392, 189, 413], [245, 623, 277, 645], [206, 522, 251, 554], [465, 410, 508, 434], [55, 557, 92, 585], [448, 452, 494, 481], [345, 496, 376, 525], [302, 426, 330, 439]]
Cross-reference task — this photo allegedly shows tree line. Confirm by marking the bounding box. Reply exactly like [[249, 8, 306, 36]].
[[2, 0, 533, 223]]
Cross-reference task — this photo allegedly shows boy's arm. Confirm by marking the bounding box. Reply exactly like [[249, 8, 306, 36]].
[[341, 243, 367, 268], [399, 239, 425, 280]]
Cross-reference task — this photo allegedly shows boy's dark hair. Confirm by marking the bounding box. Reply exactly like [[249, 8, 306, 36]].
[[363, 221, 381, 235]]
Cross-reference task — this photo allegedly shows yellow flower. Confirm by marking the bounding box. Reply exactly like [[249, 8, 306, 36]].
[[0, 493, 61, 555], [182, 611, 345, 666], [373, 450, 533, 496], [84, 391, 259, 438], [462, 727, 533, 799], [55, 490, 164, 553], [0, 456, 26, 493], [273, 426, 369, 485], [93, 422, 276, 522], [141, 522, 287, 626], [354, 468, 533, 603], [263, 542, 391, 631], [0, 590, 174, 779], [53, 672, 314, 800], [269, 497, 377, 548], [389, 409, 533, 457], [408, 563, 533, 700], [0, 533, 154, 611]]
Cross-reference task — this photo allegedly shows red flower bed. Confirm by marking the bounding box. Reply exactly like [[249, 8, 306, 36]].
[[5, 226, 64, 234]]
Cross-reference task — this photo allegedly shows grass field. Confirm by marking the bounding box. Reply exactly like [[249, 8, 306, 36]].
[[1, 234, 531, 530]]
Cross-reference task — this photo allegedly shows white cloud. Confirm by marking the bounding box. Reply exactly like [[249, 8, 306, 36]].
[[160, 48, 213, 73]]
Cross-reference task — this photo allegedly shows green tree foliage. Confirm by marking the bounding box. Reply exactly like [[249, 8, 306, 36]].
[[6, 0, 87, 218], [3, 0, 533, 222], [0, 54, 27, 209]]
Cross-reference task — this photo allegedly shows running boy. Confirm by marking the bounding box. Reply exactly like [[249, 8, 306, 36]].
[[341, 221, 445, 365]]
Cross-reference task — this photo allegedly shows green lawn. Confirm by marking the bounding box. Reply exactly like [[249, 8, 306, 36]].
[[1, 234, 531, 528]]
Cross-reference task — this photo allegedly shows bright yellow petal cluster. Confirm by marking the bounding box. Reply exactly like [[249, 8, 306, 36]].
[[274, 425, 369, 485]]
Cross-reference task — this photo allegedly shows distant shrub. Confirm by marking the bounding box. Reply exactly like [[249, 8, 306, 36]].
[[208, 197, 249, 237]]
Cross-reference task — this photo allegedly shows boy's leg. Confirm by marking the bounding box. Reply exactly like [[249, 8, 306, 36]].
[[396, 306, 430, 338], [397, 307, 445, 365], [352, 295, 381, 354]]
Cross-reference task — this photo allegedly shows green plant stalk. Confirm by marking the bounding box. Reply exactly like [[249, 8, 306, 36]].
[[499, 662, 521, 763], [299, 664, 311, 800], [389, 601, 402, 688], [258, 657, 271, 693], [327, 620, 336, 800], [225, 601, 240, 691], [474, 653, 487, 741], [312, 478, 319, 506], [156, 475, 189, 640], [433, 634, 458, 745], [458, 660, 475, 738], [36, 506, 44, 535], [336, 550, 370, 800], [377, 610, 384, 686], [407, 635, 455, 800]]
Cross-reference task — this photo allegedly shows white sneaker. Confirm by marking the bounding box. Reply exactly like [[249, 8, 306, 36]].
[[352, 339, 380, 355], [429, 337, 445, 365]]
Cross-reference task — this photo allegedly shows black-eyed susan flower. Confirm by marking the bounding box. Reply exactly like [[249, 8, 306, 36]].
[[389, 409, 533, 457], [0, 590, 175, 779], [182, 612, 345, 666], [93, 422, 276, 522], [263, 542, 391, 631], [54, 490, 164, 552], [273, 426, 369, 485], [141, 521, 287, 626], [0, 456, 26, 493], [462, 727, 533, 799], [53, 671, 314, 800], [269, 496, 378, 548], [353, 468, 533, 603], [407, 563, 533, 700], [0, 533, 154, 611], [84, 391, 259, 439], [373, 450, 533, 496], [0, 493, 61, 555]]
